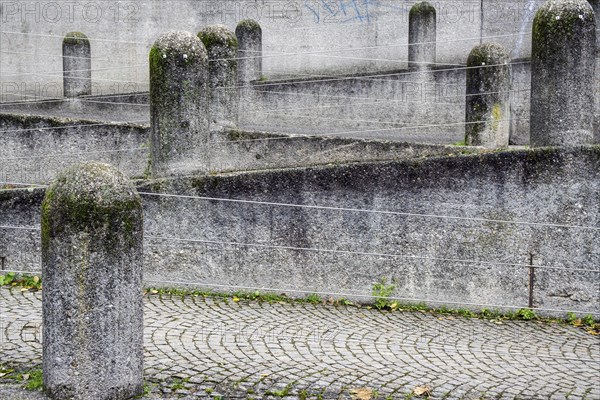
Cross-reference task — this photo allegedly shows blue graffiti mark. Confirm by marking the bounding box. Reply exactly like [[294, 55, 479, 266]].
[[304, 0, 376, 24], [363, 0, 371, 23], [339, 0, 348, 16], [305, 0, 320, 23], [320, 0, 336, 15], [351, 0, 363, 22]]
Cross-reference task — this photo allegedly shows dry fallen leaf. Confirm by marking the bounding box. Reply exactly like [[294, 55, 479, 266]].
[[413, 385, 432, 397], [350, 387, 373, 400]]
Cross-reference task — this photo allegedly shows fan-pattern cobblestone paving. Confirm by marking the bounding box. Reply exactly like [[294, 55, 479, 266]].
[[1, 287, 599, 399]]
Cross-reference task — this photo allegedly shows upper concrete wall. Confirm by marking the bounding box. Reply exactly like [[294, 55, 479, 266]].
[[239, 65, 466, 142], [0, 0, 579, 99]]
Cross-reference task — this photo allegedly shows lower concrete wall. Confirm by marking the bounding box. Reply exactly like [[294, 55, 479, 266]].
[[2, 147, 599, 317]]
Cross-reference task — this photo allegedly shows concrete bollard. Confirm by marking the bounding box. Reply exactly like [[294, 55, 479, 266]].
[[41, 162, 143, 400], [408, 2, 436, 69], [198, 25, 239, 129], [149, 31, 209, 177], [63, 32, 92, 97], [236, 19, 262, 84], [530, 0, 596, 147], [465, 43, 511, 147]]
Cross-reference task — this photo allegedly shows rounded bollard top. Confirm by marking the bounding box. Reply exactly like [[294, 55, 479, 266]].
[[236, 19, 262, 35], [198, 25, 239, 50], [467, 42, 510, 67], [533, 0, 595, 43], [63, 31, 89, 46], [150, 31, 207, 67], [41, 162, 142, 244], [409, 1, 436, 17]]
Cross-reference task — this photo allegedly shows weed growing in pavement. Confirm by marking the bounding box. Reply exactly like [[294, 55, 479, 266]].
[[371, 277, 396, 310], [265, 382, 293, 397], [0, 367, 43, 391], [0, 272, 41, 291], [516, 308, 538, 320], [134, 382, 155, 398]]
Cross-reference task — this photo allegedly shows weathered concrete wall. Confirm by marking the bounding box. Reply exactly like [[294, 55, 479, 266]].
[[239, 66, 467, 143], [509, 58, 531, 145], [239, 57, 600, 145], [0, 0, 568, 99], [2, 147, 599, 317], [1, 109, 478, 183], [0, 94, 150, 123], [0, 113, 150, 184]]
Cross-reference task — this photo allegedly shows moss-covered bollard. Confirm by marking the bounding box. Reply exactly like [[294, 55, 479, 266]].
[[149, 31, 209, 177], [236, 19, 262, 84], [409, 2, 436, 69], [530, 0, 596, 147], [42, 162, 143, 400], [465, 43, 510, 147], [63, 32, 91, 97], [198, 25, 239, 129]]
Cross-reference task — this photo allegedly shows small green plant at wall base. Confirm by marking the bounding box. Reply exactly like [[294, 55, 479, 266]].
[[337, 298, 353, 306], [2, 368, 44, 391], [516, 308, 538, 320], [0, 272, 16, 286], [23, 369, 43, 391], [372, 277, 396, 310], [134, 382, 154, 398], [0, 273, 41, 290], [582, 314, 595, 326], [305, 293, 321, 304]]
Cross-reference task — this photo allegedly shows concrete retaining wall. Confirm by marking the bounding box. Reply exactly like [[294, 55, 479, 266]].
[[2, 147, 598, 317], [239, 66, 466, 142], [0, 113, 149, 184], [0, 108, 486, 183]]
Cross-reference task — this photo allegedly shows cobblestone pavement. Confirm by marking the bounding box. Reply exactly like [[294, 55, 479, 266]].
[[1, 286, 599, 399]]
